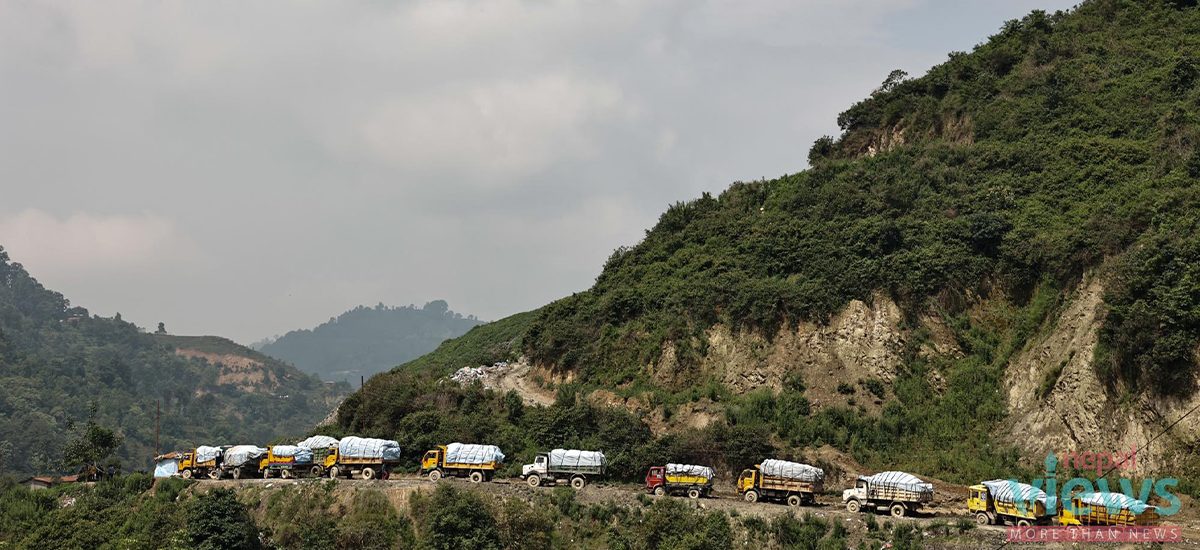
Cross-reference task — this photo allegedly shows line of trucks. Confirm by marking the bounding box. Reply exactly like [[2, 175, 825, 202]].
[[154, 441, 1161, 527]]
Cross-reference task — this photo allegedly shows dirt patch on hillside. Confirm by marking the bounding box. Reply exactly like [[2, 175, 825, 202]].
[[175, 349, 280, 392]]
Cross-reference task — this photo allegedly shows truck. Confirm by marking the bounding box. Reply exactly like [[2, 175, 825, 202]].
[[421, 443, 505, 483], [521, 449, 606, 489], [645, 463, 715, 499], [177, 446, 223, 480], [260, 445, 317, 479], [217, 445, 267, 479], [738, 459, 824, 506], [968, 480, 1053, 526], [326, 436, 402, 480], [1057, 492, 1160, 526], [843, 471, 934, 517]]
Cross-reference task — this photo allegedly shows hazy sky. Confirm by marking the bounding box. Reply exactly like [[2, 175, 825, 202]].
[[0, 0, 1077, 344]]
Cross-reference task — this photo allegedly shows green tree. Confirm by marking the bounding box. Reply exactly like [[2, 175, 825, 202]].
[[184, 488, 261, 550]]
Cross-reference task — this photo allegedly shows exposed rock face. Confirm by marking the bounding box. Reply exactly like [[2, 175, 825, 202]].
[[1004, 277, 1200, 475], [175, 349, 282, 392]]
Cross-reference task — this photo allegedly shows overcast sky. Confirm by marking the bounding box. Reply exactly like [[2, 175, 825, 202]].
[[0, 0, 1077, 344]]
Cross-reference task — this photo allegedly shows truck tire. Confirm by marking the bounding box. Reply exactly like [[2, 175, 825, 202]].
[[263, 469, 271, 479], [743, 490, 758, 503], [429, 469, 443, 482], [890, 503, 906, 518], [328, 466, 340, 480], [232, 468, 242, 480], [470, 471, 484, 483], [787, 495, 802, 507], [311, 466, 324, 477], [653, 486, 665, 496], [1016, 519, 1032, 527], [688, 488, 701, 499], [846, 500, 861, 513], [361, 467, 376, 480], [975, 512, 991, 526], [208, 469, 222, 480], [181, 469, 192, 479], [527, 475, 541, 488], [570, 476, 586, 489], [280, 469, 292, 479]]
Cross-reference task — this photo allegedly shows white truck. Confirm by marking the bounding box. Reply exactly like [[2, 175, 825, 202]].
[[521, 449, 606, 489], [843, 471, 935, 517]]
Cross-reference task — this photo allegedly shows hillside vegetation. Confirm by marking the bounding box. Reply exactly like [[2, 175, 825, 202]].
[[259, 301, 482, 383], [336, 0, 1200, 488], [0, 247, 345, 475]]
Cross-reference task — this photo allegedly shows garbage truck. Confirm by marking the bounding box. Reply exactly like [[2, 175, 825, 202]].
[[421, 443, 505, 482], [1057, 492, 1160, 526], [968, 480, 1054, 526], [327, 436, 401, 480], [843, 471, 934, 517], [260, 445, 315, 479], [645, 463, 715, 498], [218, 445, 267, 479], [522, 449, 606, 488], [738, 459, 824, 506], [178, 446, 223, 479]]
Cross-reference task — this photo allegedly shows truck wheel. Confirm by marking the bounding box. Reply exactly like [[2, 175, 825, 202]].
[[263, 469, 271, 479], [232, 468, 242, 480], [527, 475, 541, 488], [653, 486, 665, 496], [688, 488, 701, 499], [208, 469, 222, 480], [429, 469, 442, 482], [328, 466, 340, 480], [975, 512, 991, 526], [280, 469, 292, 479], [1016, 519, 1032, 527], [470, 471, 484, 483], [787, 495, 802, 507], [743, 490, 758, 503], [890, 503, 906, 518], [361, 467, 376, 480], [846, 500, 861, 513], [570, 476, 586, 489], [181, 469, 193, 479]]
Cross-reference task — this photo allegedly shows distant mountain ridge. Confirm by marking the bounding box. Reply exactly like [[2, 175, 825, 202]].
[[258, 301, 482, 383], [0, 246, 346, 476]]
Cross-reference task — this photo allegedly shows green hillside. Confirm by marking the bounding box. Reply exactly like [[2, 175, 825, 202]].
[[336, 0, 1200, 486], [259, 301, 483, 383], [0, 247, 346, 475]]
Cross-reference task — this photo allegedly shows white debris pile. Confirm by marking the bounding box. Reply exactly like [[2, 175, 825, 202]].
[[449, 361, 510, 386]]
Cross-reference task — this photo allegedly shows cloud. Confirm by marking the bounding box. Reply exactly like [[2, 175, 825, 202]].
[[0, 209, 191, 275]]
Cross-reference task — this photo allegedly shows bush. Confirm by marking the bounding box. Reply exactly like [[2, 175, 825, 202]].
[[184, 488, 260, 550], [411, 485, 501, 550]]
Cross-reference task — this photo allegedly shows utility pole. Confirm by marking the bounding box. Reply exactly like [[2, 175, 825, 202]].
[[361, 375, 364, 389], [155, 400, 160, 455]]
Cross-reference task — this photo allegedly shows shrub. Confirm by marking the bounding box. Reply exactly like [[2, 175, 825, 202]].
[[184, 488, 260, 550]]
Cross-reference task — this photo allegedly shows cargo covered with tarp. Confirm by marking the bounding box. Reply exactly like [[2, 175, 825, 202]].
[[224, 445, 267, 467], [270, 445, 314, 464], [296, 435, 339, 450], [548, 449, 606, 470], [760, 459, 824, 482], [666, 463, 715, 480], [195, 446, 222, 464], [153, 458, 179, 478], [445, 443, 504, 465], [1061, 492, 1160, 526], [338, 437, 401, 462], [978, 480, 1051, 520], [865, 472, 933, 496]]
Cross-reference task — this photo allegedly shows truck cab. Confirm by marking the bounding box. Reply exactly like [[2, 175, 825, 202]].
[[645, 466, 666, 492], [737, 469, 758, 494], [421, 447, 445, 471], [841, 477, 869, 505], [521, 453, 548, 479]]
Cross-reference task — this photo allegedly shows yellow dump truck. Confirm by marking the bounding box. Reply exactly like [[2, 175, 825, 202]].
[[326, 436, 402, 480], [177, 446, 223, 480], [968, 480, 1053, 526], [259, 445, 323, 479], [421, 443, 504, 482], [645, 464, 715, 499], [1057, 492, 1160, 526], [738, 459, 824, 506]]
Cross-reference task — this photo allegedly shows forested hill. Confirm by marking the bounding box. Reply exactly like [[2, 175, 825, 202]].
[[0, 246, 345, 476], [258, 301, 481, 383], [333, 0, 1200, 488]]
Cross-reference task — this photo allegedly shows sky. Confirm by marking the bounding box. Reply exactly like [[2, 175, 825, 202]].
[[0, 0, 1078, 344]]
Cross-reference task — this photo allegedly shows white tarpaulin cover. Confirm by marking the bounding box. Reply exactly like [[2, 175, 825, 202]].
[[224, 445, 267, 467], [195, 446, 222, 463], [445, 443, 505, 464], [1079, 492, 1154, 513], [271, 445, 314, 463], [154, 459, 179, 478], [296, 435, 339, 449], [339, 437, 402, 461], [865, 471, 934, 494], [548, 449, 606, 468], [666, 463, 714, 480], [982, 480, 1047, 504], [760, 459, 824, 482]]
